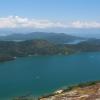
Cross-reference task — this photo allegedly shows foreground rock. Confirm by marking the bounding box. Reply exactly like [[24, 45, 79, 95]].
[[40, 81, 100, 100]]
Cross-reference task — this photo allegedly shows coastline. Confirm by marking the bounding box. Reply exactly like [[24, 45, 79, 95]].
[[12, 81, 100, 100], [39, 80, 100, 100], [0, 51, 99, 63]]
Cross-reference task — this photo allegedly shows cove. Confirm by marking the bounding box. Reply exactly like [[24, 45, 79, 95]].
[[0, 52, 100, 100]]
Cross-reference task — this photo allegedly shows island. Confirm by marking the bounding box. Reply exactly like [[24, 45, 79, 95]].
[[1, 38, 100, 62], [0, 39, 74, 62]]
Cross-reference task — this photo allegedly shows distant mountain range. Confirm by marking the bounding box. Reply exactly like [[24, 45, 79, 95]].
[[0, 32, 85, 44]]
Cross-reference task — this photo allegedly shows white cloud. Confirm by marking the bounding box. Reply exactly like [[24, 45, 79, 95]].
[[70, 21, 100, 28], [0, 16, 100, 29]]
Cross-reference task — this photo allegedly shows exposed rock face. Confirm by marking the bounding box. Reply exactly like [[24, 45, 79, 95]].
[[40, 83, 100, 100]]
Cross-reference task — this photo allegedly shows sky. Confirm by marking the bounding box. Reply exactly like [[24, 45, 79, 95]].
[[0, 0, 100, 34]]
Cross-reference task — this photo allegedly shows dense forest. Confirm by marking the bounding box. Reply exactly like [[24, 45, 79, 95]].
[[0, 39, 74, 62], [0, 38, 100, 62], [65, 39, 100, 52]]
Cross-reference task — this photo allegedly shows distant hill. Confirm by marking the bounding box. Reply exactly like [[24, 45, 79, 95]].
[[0, 39, 74, 62], [0, 32, 84, 44], [66, 38, 100, 52], [0, 38, 100, 62]]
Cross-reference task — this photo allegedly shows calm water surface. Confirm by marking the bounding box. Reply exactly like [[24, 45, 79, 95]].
[[0, 52, 100, 99]]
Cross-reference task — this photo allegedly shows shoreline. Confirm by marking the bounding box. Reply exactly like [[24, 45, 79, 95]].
[[39, 80, 100, 100], [0, 51, 100, 63], [12, 80, 100, 100]]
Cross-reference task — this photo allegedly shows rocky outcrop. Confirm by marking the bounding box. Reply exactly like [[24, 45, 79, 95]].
[[40, 82, 100, 100]]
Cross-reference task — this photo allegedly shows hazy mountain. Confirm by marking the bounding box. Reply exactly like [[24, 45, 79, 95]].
[[0, 32, 85, 44]]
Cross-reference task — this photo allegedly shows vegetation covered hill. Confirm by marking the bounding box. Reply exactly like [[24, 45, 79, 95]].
[[0, 39, 73, 62], [66, 39, 100, 52], [1, 38, 100, 62]]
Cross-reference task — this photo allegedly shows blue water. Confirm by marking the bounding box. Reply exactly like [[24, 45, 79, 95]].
[[0, 52, 100, 100], [65, 39, 86, 44]]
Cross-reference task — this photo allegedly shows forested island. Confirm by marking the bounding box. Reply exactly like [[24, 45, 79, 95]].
[[0, 37, 100, 62], [0, 39, 74, 62]]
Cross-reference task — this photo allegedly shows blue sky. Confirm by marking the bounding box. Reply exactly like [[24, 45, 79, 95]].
[[0, 0, 100, 34], [0, 0, 99, 21]]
